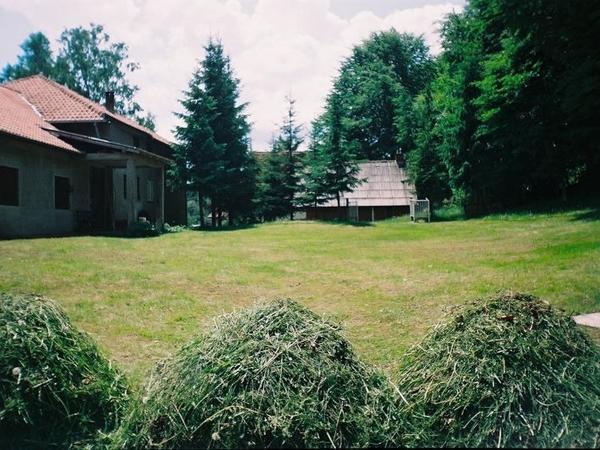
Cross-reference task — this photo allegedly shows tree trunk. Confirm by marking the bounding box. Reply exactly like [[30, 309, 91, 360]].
[[199, 193, 205, 228], [336, 192, 341, 219], [218, 210, 223, 227], [211, 203, 217, 227]]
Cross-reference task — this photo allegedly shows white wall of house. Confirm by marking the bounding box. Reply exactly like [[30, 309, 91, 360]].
[[0, 136, 89, 238]]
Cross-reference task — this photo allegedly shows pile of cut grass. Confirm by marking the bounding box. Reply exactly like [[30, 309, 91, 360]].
[[0, 292, 129, 448], [111, 299, 402, 449], [398, 292, 600, 448]]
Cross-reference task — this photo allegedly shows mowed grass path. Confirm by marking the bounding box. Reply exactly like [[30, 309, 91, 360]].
[[1, 209, 599, 384]]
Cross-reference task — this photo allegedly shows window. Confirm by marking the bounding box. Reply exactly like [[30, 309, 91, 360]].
[[137, 176, 141, 201], [0, 166, 19, 206], [54, 176, 70, 209], [123, 174, 127, 199], [146, 179, 155, 202]]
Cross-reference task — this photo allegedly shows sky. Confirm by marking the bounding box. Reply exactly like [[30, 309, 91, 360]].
[[0, 0, 464, 150]]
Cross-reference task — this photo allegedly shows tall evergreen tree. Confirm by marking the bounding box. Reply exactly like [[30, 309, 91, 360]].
[[299, 117, 331, 209], [257, 96, 303, 221], [404, 90, 451, 205], [323, 94, 362, 217], [172, 38, 255, 226]]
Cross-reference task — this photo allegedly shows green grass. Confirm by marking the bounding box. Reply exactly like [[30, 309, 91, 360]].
[[1, 207, 599, 385]]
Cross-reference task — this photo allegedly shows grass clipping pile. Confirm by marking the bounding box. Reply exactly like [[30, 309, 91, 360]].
[[398, 292, 600, 448], [112, 299, 401, 448], [0, 293, 129, 447]]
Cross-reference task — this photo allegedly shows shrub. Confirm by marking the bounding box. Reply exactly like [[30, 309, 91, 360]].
[[111, 299, 402, 448], [126, 220, 160, 238], [161, 223, 186, 233], [397, 292, 600, 448], [0, 293, 129, 448]]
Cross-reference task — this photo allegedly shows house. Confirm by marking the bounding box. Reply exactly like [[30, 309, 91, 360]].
[[0, 75, 186, 238], [306, 159, 415, 221]]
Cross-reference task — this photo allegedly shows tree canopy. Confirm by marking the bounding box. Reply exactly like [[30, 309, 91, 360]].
[[1, 25, 152, 126]]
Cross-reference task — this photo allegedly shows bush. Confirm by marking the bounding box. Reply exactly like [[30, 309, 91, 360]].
[[397, 292, 600, 448], [0, 293, 129, 448], [126, 220, 160, 238], [161, 223, 186, 233], [111, 299, 402, 448]]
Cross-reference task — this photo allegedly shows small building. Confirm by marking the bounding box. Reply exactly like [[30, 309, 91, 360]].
[[0, 75, 186, 238], [306, 160, 415, 221]]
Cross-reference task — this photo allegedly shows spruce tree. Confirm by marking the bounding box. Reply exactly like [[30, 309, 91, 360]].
[[299, 117, 331, 209], [324, 93, 361, 218], [172, 38, 255, 226], [257, 96, 303, 221]]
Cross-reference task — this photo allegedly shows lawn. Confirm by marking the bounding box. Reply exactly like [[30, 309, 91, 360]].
[[1, 207, 599, 385]]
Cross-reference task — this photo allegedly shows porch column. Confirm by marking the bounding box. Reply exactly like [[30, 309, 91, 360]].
[[126, 158, 137, 225]]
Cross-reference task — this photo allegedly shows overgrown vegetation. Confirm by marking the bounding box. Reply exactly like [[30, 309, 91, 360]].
[[111, 299, 402, 449], [398, 292, 600, 448], [0, 292, 129, 448]]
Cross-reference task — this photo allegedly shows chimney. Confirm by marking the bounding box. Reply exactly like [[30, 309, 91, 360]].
[[395, 151, 406, 168], [105, 91, 115, 112]]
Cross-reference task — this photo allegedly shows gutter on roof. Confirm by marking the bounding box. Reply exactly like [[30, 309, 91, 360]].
[[48, 119, 105, 124], [42, 127, 172, 164]]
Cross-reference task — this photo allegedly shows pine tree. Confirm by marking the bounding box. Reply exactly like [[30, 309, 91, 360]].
[[257, 96, 303, 221], [323, 94, 361, 218], [299, 117, 331, 209], [172, 38, 255, 227]]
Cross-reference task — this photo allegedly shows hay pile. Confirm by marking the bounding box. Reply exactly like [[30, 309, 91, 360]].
[[398, 292, 600, 448], [111, 299, 402, 448], [0, 293, 129, 447]]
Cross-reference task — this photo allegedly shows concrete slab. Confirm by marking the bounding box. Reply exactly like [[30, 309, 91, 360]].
[[572, 313, 600, 328]]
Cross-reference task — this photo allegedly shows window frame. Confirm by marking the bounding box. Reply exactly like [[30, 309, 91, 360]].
[[146, 179, 155, 202]]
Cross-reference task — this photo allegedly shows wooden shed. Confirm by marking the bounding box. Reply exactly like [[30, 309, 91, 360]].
[[306, 160, 415, 221]]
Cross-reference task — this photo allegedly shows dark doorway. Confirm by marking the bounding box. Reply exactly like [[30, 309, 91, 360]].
[[90, 167, 113, 231]]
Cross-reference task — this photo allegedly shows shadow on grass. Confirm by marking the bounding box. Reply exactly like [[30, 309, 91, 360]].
[[316, 219, 374, 227], [432, 206, 466, 222], [431, 193, 600, 222], [571, 208, 600, 222], [190, 223, 257, 232]]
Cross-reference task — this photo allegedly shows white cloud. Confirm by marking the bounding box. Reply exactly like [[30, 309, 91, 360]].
[[0, 0, 462, 149]]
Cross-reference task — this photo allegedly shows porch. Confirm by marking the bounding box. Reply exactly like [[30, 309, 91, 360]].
[[85, 153, 165, 232]]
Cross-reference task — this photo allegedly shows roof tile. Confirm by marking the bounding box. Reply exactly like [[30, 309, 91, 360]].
[[0, 87, 79, 153], [320, 161, 415, 207], [4, 75, 171, 146]]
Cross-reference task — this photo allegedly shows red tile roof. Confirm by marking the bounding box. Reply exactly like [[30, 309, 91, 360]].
[[3, 75, 171, 146], [0, 87, 79, 153]]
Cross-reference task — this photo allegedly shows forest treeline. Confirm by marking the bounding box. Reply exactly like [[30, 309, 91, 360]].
[[307, 0, 600, 217], [175, 0, 600, 222], [3, 0, 599, 223]]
